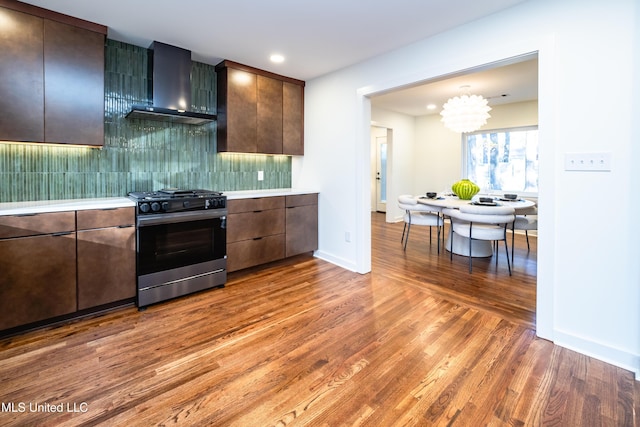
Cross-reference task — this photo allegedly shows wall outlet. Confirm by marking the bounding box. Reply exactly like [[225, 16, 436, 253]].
[[564, 152, 612, 171], [257, 170, 264, 181], [345, 232, 351, 243]]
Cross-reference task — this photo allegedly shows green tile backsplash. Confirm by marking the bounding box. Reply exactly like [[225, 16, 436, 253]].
[[0, 39, 291, 203]]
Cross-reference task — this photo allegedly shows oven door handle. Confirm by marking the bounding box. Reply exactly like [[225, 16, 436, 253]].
[[137, 210, 227, 227]]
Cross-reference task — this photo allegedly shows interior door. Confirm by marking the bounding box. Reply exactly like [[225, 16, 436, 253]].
[[375, 135, 387, 212]]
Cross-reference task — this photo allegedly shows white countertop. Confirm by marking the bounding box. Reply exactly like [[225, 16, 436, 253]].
[[223, 188, 318, 200], [0, 189, 318, 215], [0, 197, 136, 216]]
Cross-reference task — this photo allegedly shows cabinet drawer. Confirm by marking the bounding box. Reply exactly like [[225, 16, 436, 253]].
[[227, 234, 285, 272], [0, 211, 75, 239], [286, 193, 318, 208], [227, 209, 285, 243], [227, 197, 285, 214], [76, 207, 135, 230]]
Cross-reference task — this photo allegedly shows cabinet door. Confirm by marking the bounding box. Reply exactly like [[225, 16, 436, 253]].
[[0, 233, 76, 331], [0, 7, 44, 142], [283, 81, 304, 155], [77, 225, 136, 309], [257, 75, 283, 154], [44, 19, 104, 146], [218, 67, 257, 152], [285, 196, 318, 257]]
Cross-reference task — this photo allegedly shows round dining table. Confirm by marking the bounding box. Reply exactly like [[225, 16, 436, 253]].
[[416, 195, 536, 257]]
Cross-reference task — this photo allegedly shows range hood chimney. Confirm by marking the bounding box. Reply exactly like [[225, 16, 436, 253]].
[[126, 41, 216, 125]]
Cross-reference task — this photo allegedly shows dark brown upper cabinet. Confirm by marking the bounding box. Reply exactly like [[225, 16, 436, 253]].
[[257, 75, 284, 154], [216, 60, 305, 155], [0, 7, 45, 142], [216, 67, 258, 153], [44, 19, 105, 146], [283, 81, 304, 156], [0, 1, 106, 146]]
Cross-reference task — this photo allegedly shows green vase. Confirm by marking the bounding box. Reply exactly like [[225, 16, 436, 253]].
[[452, 179, 480, 200]]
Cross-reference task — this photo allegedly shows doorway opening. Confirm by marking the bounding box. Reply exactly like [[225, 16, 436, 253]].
[[367, 53, 539, 329], [370, 125, 391, 214]]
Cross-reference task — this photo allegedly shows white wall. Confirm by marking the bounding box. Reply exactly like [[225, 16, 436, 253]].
[[296, 0, 640, 377], [413, 113, 461, 196], [412, 100, 539, 197]]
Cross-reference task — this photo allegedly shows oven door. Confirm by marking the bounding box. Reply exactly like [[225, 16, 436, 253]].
[[136, 210, 226, 276]]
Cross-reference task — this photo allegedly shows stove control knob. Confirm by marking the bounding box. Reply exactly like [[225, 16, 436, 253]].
[[151, 202, 161, 212], [183, 200, 190, 208], [139, 203, 150, 213], [210, 198, 218, 208], [162, 201, 169, 211]]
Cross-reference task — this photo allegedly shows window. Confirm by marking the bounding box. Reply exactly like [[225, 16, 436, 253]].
[[463, 126, 539, 195]]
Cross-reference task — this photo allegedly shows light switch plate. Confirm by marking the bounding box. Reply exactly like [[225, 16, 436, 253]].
[[564, 152, 612, 171]]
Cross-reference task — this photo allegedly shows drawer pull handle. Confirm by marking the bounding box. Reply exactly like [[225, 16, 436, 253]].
[[253, 237, 263, 241]]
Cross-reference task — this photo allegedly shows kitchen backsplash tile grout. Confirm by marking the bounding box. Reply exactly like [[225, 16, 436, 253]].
[[0, 39, 292, 202]]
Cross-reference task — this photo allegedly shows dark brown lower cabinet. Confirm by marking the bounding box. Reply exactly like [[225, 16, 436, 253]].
[[0, 207, 135, 333], [285, 194, 319, 257], [226, 194, 318, 272], [226, 197, 285, 272], [0, 232, 76, 331], [77, 225, 135, 310], [76, 207, 135, 309]]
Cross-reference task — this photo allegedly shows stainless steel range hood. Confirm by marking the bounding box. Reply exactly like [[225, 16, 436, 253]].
[[126, 41, 216, 125]]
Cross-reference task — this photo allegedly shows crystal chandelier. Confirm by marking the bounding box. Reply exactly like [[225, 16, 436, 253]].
[[440, 86, 491, 133]]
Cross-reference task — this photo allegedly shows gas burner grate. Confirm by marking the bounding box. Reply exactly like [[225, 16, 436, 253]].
[[158, 188, 197, 196], [128, 189, 224, 202]]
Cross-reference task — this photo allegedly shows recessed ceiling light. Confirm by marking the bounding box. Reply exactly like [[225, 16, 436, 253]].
[[427, 104, 437, 110], [270, 54, 285, 63]]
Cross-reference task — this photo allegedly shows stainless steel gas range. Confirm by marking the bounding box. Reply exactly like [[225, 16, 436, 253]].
[[128, 189, 227, 308]]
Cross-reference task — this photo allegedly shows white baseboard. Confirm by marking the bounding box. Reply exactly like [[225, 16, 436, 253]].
[[554, 329, 640, 380], [313, 250, 359, 273]]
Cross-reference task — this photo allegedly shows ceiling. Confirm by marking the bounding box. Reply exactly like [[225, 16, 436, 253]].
[[20, 0, 529, 81], [371, 56, 538, 117], [20, 0, 537, 115]]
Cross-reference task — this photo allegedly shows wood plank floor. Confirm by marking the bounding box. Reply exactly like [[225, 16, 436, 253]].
[[0, 213, 637, 426]]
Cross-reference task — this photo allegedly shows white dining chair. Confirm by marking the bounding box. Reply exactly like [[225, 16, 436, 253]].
[[398, 195, 443, 252], [443, 204, 515, 275], [511, 204, 538, 263]]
